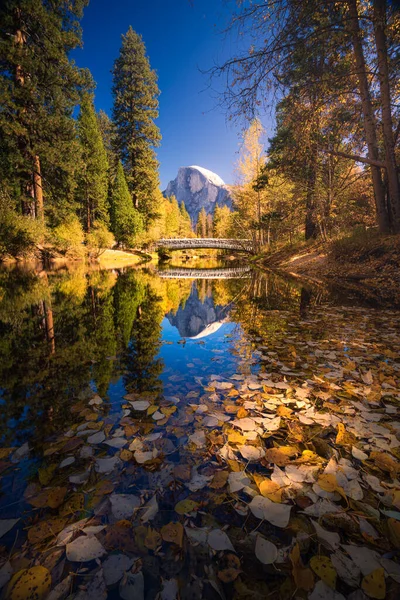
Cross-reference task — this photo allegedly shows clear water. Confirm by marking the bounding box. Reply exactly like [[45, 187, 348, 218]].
[[0, 262, 399, 599]]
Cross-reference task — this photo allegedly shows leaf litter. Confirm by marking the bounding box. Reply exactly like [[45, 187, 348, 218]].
[[1, 284, 400, 599]]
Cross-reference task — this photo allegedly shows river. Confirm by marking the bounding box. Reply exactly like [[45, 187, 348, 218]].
[[0, 262, 399, 599]]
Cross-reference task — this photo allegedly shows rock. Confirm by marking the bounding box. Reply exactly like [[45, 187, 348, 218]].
[[163, 166, 231, 225]]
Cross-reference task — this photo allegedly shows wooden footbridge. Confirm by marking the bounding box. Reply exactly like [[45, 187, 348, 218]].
[[157, 267, 251, 279], [154, 238, 253, 252]]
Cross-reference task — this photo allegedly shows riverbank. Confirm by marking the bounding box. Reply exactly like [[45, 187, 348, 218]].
[[259, 233, 400, 306]]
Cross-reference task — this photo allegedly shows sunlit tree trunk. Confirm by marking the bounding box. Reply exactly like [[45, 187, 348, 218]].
[[372, 0, 400, 232], [347, 0, 390, 233], [34, 155, 44, 223]]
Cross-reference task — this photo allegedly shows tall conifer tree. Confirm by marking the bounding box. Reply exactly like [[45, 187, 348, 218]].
[[77, 95, 109, 231], [110, 161, 143, 247], [0, 0, 91, 223], [112, 27, 161, 225]]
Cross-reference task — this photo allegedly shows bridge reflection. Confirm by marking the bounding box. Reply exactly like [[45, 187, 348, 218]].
[[157, 266, 251, 279]]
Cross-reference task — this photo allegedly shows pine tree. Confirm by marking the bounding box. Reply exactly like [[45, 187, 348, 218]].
[[110, 161, 143, 247], [77, 95, 109, 231], [179, 201, 192, 236], [0, 0, 91, 224], [112, 27, 161, 225], [196, 208, 207, 237], [97, 110, 118, 180]]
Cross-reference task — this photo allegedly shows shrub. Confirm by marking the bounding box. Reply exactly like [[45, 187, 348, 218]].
[[0, 199, 44, 260], [86, 222, 115, 258], [50, 216, 85, 259]]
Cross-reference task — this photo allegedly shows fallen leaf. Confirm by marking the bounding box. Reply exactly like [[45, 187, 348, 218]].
[[5, 566, 51, 600], [66, 535, 106, 562], [161, 522, 184, 547], [174, 499, 199, 515], [310, 555, 337, 589], [255, 535, 278, 564], [249, 495, 291, 527], [207, 529, 235, 552], [290, 543, 314, 591], [28, 518, 66, 544], [361, 568, 386, 600]]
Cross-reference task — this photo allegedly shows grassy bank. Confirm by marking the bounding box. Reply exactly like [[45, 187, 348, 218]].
[[259, 231, 400, 305]]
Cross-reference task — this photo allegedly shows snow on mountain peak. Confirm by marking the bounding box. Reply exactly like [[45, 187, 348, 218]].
[[188, 166, 226, 187]]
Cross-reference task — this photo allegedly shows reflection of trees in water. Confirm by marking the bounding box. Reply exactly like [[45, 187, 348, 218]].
[[0, 268, 166, 443], [214, 270, 325, 343], [123, 286, 164, 396], [0, 265, 326, 444]]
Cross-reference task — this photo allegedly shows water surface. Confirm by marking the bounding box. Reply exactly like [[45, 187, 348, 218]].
[[0, 263, 399, 599]]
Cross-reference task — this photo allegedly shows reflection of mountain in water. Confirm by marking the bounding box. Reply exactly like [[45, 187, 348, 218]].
[[167, 284, 228, 338]]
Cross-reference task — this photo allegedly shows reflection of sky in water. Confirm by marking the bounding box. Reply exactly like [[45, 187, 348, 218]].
[[160, 318, 240, 383], [101, 296, 242, 417]]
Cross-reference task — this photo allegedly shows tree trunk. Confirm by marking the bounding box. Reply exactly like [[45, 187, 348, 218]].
[[43, 301, 55, 354], [347, 0, 390, 233], [305, 153, 318, 241], [34, 155, 44, 223], [373, 0, 400, 232]]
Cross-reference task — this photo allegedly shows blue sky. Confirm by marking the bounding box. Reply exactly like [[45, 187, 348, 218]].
[[74, 0, 273, 189]]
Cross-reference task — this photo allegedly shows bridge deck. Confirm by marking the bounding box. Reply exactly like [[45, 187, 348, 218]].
[[154, 238, 253, 252]]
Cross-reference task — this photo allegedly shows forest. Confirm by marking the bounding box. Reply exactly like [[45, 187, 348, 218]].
[[1, 0, 399, 263]]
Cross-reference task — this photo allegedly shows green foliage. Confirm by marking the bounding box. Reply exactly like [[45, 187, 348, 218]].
[[97, 110, 118, 180], [0, 0, 92, 222], [50, 216, 85, 259], [76, 94, 109, 230], [86, 221, 115, 258], [110, 161, 144, 247], [0, 195, 44, 259], [112, 27, 161, 225]]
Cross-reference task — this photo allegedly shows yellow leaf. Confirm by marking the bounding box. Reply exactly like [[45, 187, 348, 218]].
[[5, 566, 51, 600], [59, 493, 84, 516], [336, 423, 355, 446], [310, 556, 337, 589], [161, 406, 177, 417], [290, 544, 314, 591], [161, 522, 184, 547], [236, 407, 249, 419], [174, 499, 199, 515], [276, 405, 293, 418], [391, 490, 400, 510], [144, 527, 162, 550], [264, 446, 298, 467], [258, 479, 283, 502], [27, 518, 66, 544], [361, 568, 386, 600], [210, 471, 229, 489], [317, 474, 338, 493], [119, 449, 133, 461], [0, 448, 14, 459], [38, 464, 57, 486], [47, 487, 67, 509], [228, 431, 247, 445], [371, 452, 400, 477]]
